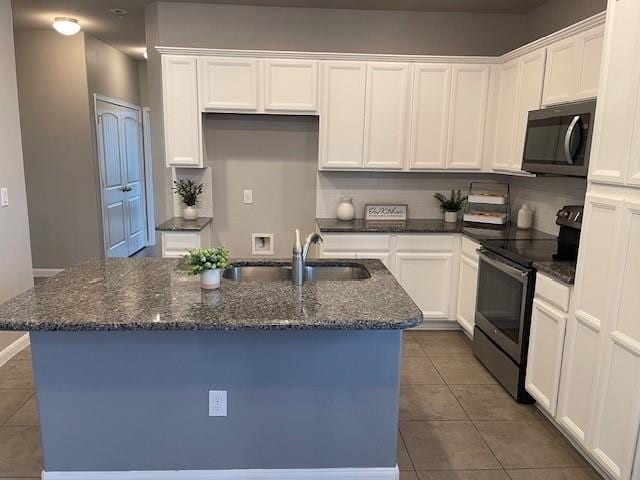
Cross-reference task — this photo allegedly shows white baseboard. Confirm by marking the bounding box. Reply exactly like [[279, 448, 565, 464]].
[[0, 334, 30, 368], [42, 467, 399, 480], [33, 268, 64, 278], [410, 320, 461, 331]]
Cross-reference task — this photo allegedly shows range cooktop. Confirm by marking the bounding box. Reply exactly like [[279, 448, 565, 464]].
[[481, 238, 579, 267]]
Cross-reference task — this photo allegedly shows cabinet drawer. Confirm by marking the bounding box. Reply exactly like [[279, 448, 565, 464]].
[[535, 272, 571, 312], [396, 234, 455, 252], [321, 234, 391, 252], [461, 237, 480, 259], [163, 232, 200, 254]]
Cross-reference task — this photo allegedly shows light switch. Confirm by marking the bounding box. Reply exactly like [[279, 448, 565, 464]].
[[0, 188, 8, 207], [243, 189, 253, 205]]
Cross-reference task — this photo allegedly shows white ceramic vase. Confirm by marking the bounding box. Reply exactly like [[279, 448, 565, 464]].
[[444, 211, 459, 223], [183, 206, 197, 220], [201, 269, 221, 290], [336, 197, 356, 221]]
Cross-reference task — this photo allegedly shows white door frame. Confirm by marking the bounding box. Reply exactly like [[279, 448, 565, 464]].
[[142, 107, 156, 246], [93, 94, 149, 257]]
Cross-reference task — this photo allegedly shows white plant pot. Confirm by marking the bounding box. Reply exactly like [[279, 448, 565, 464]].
[[444, 211, 459, 223], [201, 269, 221, 290], [183, 206, 197, 220]]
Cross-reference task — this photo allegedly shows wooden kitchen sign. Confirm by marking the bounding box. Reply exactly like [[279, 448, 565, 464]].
[[364, 204, 408, 221]]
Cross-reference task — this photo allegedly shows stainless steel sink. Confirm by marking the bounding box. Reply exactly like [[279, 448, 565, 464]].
[[222, 264, 370, 283]]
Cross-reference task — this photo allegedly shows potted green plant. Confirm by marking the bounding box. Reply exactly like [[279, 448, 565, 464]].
[[434, 190, 468, 223], [185, 247, 230, 290], [173, 179, 204, 220]]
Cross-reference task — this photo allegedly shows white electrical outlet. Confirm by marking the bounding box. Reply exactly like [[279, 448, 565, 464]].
[[243, 189, 253, 205], [208, 390, 227, 417], [0, 188, 8, 207]]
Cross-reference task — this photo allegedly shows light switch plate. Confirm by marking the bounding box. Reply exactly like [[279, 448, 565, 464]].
[[209, 390, 227, 417], [243, 189, 253, 205], [0, 188, 8, 207]]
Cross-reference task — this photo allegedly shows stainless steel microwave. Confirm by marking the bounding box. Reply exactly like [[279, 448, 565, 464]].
[[522, 100, 596, 177]]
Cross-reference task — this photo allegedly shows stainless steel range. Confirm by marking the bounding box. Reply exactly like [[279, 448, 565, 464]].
[[473, 205, 583, 402]]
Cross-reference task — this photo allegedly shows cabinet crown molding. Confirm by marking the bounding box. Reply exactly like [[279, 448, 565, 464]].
[[155, 11, 605, 65]]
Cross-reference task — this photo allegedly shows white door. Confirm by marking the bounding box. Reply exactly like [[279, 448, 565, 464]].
[[525, 298, 567, 416], [589, 197, 640, 480], [492, 59, 521, 171], [263, 59, 318, 112], [446, 64, 490, 170], [575, 26, 605, 101], [456, 254, 479, 336], [394, 252, 454, 319], [557, 193, 622, 446], [407, 64, 452, 170], [542, 38, 579, 106], [362, 62, 410, 169], [199, 57, 259, 111], [96, 99, 147, 257], [319, 61, 367, 169]]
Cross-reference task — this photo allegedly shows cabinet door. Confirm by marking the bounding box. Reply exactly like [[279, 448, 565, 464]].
[[557, 194, 622, 447], [589, 198, 640, 480], [456, 254, 479, 337], [446, 65, 490, 170], [394, 252, 454, 319], [492, 60, 521, 171], [264, 59, 318, 113], [363, 62, 410, 169], [161, 55, 201, 167], [542, 38, 579, 106], [407, 64, 451, 170], [512, 49, 546, 172], [575, 26, 605, 101], [199, 57, 259, 111], [319, 62, 367, 169], [526, 298, 567, 417]]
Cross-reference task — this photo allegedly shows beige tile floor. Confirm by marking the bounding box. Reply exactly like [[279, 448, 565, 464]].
[[0, 332, 603, 479]]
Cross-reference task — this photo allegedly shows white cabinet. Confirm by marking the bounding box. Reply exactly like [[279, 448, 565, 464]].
[[525, 274, 572, 417], [263, 59, 318, 112], [446, 65, 490, 170], [363, 63, 410, 169], [407, 64, 452, 170], [542, 26, 604, 106], [199, 57, 259, 111], [319, 61, 367, 169], [160, 225, 212, 258], [455, 238, 480, 337], [161, 55, 202, 167]]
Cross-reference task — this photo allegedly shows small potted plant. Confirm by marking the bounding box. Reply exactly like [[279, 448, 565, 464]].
[[434, 190, 468, 223], [173, 179, 204, 220], [185, 247, 230, 290]]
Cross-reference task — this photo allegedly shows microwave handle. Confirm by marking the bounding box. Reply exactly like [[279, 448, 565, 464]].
[[564, 115, 581, 165]]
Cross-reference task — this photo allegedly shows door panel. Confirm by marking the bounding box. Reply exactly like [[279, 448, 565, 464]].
[[264, 59, 318, 112], [492, 60, 520, 171], [105, 202, 127, 256], [456, 255, 479, 336], [199, 57, 259, 111], [542, 38, 579, 106], [576, 26, 605, 101]]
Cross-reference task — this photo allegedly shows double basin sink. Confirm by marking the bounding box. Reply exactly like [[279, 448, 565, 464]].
[[222, 264, 370, 283]]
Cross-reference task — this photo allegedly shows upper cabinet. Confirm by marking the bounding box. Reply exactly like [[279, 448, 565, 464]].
[[446, 65, 490, 170], [363, 63, 410, 170], [319, 61, 367, 169], [199, 57, 260, 112], [542, 25, 604, 107], [162, 55, 202, 168], [263, 59, 318, 113]]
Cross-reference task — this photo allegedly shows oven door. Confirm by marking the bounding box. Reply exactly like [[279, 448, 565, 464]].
[[475, 251, 535, 365]]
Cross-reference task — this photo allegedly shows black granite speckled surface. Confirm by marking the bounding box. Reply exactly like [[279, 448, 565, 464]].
[[0, 258, 423, 332], [156, 217, 212, 232], [533, 261, 577, 285]]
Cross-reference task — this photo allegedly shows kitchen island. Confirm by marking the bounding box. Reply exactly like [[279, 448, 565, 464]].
[[0, 258, 422, 480]]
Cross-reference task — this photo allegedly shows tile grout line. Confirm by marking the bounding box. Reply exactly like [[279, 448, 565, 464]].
[[2, 391, 35, 427]]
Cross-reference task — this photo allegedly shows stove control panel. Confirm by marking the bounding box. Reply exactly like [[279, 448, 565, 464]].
[[556, 205, 584, 230]]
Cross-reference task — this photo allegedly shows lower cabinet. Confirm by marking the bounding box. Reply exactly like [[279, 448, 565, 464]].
[[160, 226, 212, 258], [455, 237, 480, 336]]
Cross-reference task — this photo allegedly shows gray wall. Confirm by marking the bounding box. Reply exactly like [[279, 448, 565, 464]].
[[15, 31, 142, 269], [525, 0, 608, 43], [0, 0, 32, 349], [32, 329, 401, 471], [205, 114, 318, 257]]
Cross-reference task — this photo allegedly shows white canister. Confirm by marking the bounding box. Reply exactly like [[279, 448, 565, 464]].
[[517, 203, 534, 230], [201, 269, 221, 290], [336, 197, 355, 221], [183, 206, 197, 220]]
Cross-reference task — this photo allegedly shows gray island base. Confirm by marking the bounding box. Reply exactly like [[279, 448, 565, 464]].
[[0, 258, 422, 480]]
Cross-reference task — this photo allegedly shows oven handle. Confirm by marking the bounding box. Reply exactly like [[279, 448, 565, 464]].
[[479, 251, 530, 282], [564, 115, 581, 165]]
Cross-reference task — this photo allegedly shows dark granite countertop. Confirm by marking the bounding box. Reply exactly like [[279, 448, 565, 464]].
[[533, 261, 577, 285], [0, 258, 423, 332], [156, 217, 212, 232]]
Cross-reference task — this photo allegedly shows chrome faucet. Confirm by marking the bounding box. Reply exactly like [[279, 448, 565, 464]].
[[292, 229, 323, 286]]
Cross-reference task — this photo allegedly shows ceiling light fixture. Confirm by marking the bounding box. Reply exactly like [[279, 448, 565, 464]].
[[52, 17, 81, 36], [109, 8, 128, 19]]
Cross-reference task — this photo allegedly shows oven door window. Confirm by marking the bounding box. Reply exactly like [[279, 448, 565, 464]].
[[476, 258, 525, 345]]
